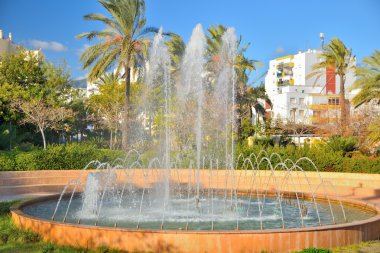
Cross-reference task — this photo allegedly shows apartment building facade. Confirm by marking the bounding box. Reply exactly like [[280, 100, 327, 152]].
[[264, 49, 356, 125]]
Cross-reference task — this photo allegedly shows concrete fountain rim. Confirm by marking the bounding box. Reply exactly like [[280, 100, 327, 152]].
[[10, 192, 380, 235]]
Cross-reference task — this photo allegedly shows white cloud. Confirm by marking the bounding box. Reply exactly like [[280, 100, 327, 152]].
[[30, 40, 68, 52], [76, 43, 90, 56], [275, 47, 285, 54], [74, 74, 88, 80]]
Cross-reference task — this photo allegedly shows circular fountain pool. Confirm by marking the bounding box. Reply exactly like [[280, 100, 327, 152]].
[[11, 189, 380, 253], [22, 193, 375, 231]]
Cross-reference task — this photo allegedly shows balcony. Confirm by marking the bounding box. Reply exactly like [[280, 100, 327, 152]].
[[275, 54, 294, 61], [277, 79, 294, 86], [308, 117, 324, 123], [276, 62, 294, 69], [308, 104, 340, 110], [277, 70, 293, 78]]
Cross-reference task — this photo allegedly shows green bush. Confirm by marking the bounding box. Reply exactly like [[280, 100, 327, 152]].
[[0, 152, 16, 171], [0, 143, 125, 171], [235, 141, 380, 173], [0, 142, 379, 173], [14, 152, 37, 170], [326, 136, 357, 156]]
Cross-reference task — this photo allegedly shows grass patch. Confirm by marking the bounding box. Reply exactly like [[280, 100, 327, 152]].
[[0, 201, 126, 253], [333, 240, 380, 253]]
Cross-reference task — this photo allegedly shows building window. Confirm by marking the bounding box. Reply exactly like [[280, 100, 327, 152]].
[[299, 98, 305, 104], [299, 110, 305, 117], [290, 98, 296, 104], [290, 109, 296, 121], [313, 111, 321, 117], [328, 98, 339, 105]]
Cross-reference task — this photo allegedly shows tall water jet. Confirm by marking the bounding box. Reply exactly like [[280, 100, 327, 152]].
[[213, 27, 238, 167], [179, 24, 207, 204], [145, 28, 172, 203]]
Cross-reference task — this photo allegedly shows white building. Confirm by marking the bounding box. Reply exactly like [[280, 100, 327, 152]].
[[0, 29, 44, 60], [264, 48, 356, 125], [85, 67, 140, 97]]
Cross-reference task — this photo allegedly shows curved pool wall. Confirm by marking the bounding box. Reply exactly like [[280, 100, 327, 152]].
[[11, 193, 380, 253]]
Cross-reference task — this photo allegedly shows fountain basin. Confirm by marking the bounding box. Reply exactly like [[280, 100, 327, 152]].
[[11, 193, 380, 253]]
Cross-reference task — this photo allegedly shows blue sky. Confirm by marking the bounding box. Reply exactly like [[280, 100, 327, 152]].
[[1, 0, 379, 84]]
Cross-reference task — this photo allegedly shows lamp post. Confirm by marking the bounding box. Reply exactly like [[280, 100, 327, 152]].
[[319, 33, 325, 49]]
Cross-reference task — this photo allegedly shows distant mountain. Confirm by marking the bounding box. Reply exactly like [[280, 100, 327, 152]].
[[73, 78, 87, 89]]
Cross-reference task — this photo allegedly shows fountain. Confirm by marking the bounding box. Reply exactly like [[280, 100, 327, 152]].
[[10, 25, 380, 252]]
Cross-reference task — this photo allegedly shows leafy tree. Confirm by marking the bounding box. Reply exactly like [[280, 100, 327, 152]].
[[42, 61, 74, 105], [0, 51, 45, 121], [351, 50, 380, 107], [77, 0, 163, 149], [11, 99, 74, 149], [0, 51, 74, 148], [0, 51, 45, 87], [282, 121, 315, 148], [308, 38, 355, 136], [65, 93, 91, 143], [87, 73, 125, 149], [0, 52, 73, 119]]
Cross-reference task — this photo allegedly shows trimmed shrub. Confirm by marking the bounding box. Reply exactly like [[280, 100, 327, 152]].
[[0, 152, 16, 171], [14, 152, 37, 170], [0, 143, 125, 171], [235, 142, 380, 173], [0, 142, 379, 173]]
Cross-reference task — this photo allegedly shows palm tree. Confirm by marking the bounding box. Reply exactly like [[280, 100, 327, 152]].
[[308, 38, 355, 136], [77, 0, 159, 149], [165, 35, 186, 73], [242, 82, 271, 124], [95, 71, 120, 87], [206, 25, 262, 136], [206, 24, 261, 92], [351, 50, 380, 107]]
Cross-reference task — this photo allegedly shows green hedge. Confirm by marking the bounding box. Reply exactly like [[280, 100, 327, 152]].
[[0, 143, 125, 171], [0, 143, 379, 173], [236, 143, 380, 174]]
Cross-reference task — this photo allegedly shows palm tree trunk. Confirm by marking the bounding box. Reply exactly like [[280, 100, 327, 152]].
[[122, 61, 131, 150], [339, 74, 347, 136]]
